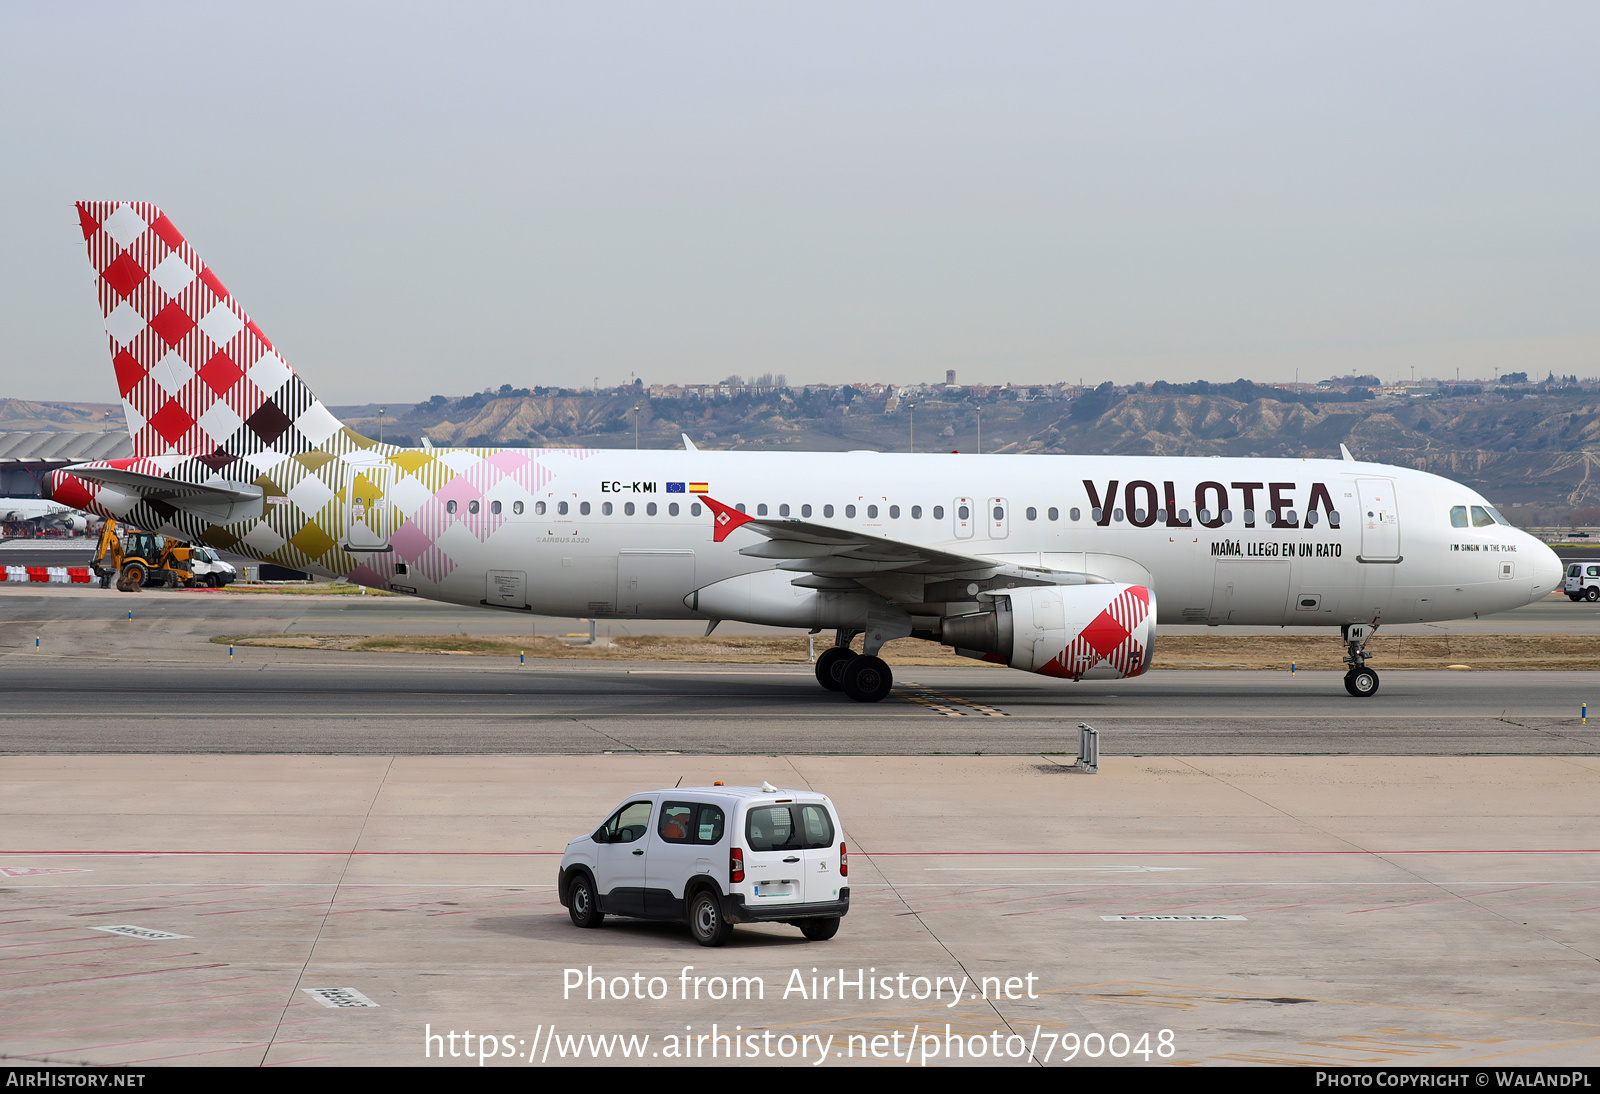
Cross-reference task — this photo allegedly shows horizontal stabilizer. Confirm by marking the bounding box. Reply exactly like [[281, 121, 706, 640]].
[[60, 464, 264, 524]]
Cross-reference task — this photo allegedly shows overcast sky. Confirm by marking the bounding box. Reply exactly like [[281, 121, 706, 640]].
[[1, 1, 1596, 404]]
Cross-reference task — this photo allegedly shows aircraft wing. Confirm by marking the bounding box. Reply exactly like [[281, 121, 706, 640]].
[[701, 495, 1108, 595], [61, 464, 265, 523]]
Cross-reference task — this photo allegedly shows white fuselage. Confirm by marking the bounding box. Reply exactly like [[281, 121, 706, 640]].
[[358, 449, 1560, 630]]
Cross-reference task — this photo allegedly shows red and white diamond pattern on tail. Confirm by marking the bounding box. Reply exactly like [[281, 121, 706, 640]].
[[1040, 585, 1153, 680], [77, 201, 338, 461]]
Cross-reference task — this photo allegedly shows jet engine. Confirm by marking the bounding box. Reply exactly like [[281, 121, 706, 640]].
[[940, 583, 1156, 679]]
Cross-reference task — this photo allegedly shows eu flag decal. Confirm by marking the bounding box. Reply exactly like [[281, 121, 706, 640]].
[[666, 482, 686, 493]]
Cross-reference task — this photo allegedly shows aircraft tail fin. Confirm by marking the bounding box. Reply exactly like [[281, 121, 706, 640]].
[[75, 201, 356, 463]]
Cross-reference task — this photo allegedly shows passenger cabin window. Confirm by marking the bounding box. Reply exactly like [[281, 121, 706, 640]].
[[491, 500, 502, 515], [1069, 508, 1080, 521], [933, 506, 944, 519], [779, 504, 790, 517], [867, 505, 878, 518], [667, 502, 678, 516], [801, 504, 812, 517], [1026, 507, 1037, 520], [646, 502, 657, 516], [579, 501, 591, 516], [468, 500, 480, 514], [690, 503, 702, 516], [513, 501, 524, 515], [557, 501, 568, 515], [624, 502, 635, 516], [911, 505, 922, 519], [846, 505, 856, 518], [958, 504, 970, 520], [534, 501, 545, 515], [601, 501, 613, 516], [446, 500, 458, 514], [1048, 507, 1059, 521], [757, 504, 768, 516]]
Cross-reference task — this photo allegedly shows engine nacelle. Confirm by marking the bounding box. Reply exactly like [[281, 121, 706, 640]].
[[940, 583, 1156, 679]]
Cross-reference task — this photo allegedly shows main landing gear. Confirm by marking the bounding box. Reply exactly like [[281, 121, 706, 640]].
[[1342, 623, 1379, 697], [814, 631, 893, 703]]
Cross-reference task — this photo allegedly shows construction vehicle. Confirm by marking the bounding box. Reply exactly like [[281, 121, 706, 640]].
[[90, 518, 201, 591]]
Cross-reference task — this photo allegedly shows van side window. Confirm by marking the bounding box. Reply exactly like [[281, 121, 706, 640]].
[[659, 802, 725, 844], [602, 801, 653, 844]]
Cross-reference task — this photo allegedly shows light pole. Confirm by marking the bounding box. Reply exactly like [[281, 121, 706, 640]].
[[632, 403, 642, 449], [378, 406, 385, 445], [906, 403, 915, 453], [975, 407, 981, 455]]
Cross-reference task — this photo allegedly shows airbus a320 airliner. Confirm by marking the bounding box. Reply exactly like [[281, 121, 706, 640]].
[[47, 202, 1564, 701]]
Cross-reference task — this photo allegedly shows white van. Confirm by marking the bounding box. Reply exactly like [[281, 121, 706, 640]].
[[1565, 562, 1600, 601], [558, 784, 848, 946]]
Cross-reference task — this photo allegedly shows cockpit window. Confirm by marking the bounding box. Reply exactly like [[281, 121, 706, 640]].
[[1470, 505, 1495, 528], [1483, 505, 1510, 525], [1450, 506, 1468, 528]]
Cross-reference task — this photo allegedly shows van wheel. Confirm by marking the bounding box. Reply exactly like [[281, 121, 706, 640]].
[[799, 918, 840, 941], [1586, 587, 1599, 603], [688, 890, 732, 947], [567, 872, 604, 929]]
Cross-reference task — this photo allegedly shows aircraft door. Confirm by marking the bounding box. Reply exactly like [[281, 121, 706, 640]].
[[343, 458, 392, 552], [1356, 478, 1401, 561], [987, 497, 1009, 539], [953, 497, 974, 539]]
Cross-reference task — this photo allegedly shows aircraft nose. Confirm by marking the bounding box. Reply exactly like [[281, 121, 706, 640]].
[[1529, 540, 1563, 601]]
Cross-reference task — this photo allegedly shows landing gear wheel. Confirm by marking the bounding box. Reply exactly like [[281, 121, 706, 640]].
[[814, 647, 855, 692], [1586, 587, 1599, 603], [798, 917, 840, 941], [688, 890, 732, 947], [567, 872, 604, 928], [1344, 668, 1379, 697], [841, 655, 893, 703]]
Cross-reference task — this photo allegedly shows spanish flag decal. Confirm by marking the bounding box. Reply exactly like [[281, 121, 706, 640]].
[[689, 483, 709, 493]]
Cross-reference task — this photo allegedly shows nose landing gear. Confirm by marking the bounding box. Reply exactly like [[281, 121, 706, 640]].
[[1342, 623, 1379, 697]]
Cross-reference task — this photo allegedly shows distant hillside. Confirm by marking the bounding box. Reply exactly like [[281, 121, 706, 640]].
[[0, 400, 120, 433], [13, 386, 1598, 521], [386, 386, 1600, 519]]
